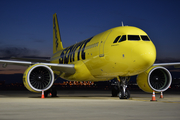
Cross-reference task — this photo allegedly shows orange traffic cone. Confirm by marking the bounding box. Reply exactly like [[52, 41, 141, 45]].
[[49, 93, 52, 96], [150, 91, 157, 101], [41, 90, 45, 99], [160, 91, 163, 98]]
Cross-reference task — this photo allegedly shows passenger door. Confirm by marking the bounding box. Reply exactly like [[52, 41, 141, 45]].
[[99, 30, 112, 57]]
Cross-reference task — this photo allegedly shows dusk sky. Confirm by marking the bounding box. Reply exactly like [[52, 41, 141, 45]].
[[0, 0, 180, 75]]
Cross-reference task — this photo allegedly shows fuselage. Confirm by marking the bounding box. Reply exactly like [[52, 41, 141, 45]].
[[50, 26, 156, 81]]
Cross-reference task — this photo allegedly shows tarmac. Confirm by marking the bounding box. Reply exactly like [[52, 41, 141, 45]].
[[0, 89, 180, 120]]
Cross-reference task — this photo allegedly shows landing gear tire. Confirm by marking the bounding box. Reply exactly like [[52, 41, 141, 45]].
[[119, 89, 130, 99], [44, 91, 48, 97], [51, 86, 57, 97], [112, 86, 119, 97], [44, 86, 57, 97]]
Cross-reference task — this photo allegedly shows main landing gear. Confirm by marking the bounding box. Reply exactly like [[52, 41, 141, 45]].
[[44, 86, 57, 97], [44, 75, 59, 97], [111, 76, 130, 99]]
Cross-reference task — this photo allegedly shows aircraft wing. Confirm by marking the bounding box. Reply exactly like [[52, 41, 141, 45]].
[[10, 57, 51, 63], [153, 62, 180, 68], [0, 60, 75, 74]]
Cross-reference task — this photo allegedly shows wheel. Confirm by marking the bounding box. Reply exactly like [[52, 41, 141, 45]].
[[125, 89, 130, 99], [51, 86, 57, 97], [118, 89, 124, 99], [44, 91, 49, 97], [44, 86, 57, 97], [111, 86, 119, 97], [119, 89, 130, 99]]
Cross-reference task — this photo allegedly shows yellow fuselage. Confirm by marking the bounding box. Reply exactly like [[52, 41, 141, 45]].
[[50, 26, 156, 81]]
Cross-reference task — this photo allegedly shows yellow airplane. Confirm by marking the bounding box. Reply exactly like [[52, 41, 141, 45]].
[[0, 13, 178, 99]]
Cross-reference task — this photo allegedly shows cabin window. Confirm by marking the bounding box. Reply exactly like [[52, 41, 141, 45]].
[[128, 35, 140, 41], [119, 35, 126, 42], [113, 36, 121, 43], [141, 35, 150, 41]]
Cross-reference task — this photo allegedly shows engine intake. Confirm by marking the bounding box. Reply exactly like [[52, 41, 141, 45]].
[[137, 66, 172, 93], [23, 64, 54, 93]]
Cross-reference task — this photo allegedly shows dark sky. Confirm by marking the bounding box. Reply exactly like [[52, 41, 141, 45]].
[[0, 0, 180, 74]]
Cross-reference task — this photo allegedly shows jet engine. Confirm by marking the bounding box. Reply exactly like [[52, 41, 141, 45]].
[[136, 66, 172, 93], [23, 64, 54, 93]]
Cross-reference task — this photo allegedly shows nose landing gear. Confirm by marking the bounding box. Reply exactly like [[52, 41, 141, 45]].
[[118, 88, 130, 99], [111, 76, 130, 99]]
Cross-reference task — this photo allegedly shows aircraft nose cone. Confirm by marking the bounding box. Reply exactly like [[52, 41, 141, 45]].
[[132, 42, 156, 71]]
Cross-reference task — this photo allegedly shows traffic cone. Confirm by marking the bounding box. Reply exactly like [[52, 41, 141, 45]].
[[49, 93, 52, 96], [160, 91, 163, 98], [41, 90, 45, 99], [150, 91, 157, 101]]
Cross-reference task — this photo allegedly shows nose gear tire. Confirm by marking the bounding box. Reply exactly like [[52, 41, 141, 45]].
[[119, 89, 130, 99]]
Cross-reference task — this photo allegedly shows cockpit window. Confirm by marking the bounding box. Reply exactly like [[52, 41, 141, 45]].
[[128, 35, 140, 41], [113, 36, 121, 43], [141, 35, 150, 41], [118, 35, 126, 42]]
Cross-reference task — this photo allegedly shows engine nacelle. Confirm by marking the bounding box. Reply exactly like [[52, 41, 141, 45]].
[[23, 64, 54, 93], [137, 66, 172, 93]]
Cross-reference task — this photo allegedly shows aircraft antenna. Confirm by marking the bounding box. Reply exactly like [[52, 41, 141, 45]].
[[121, 21, 124, 26]]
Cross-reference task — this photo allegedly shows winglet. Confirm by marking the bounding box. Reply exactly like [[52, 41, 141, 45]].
[[53, 13, 63, 54]]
